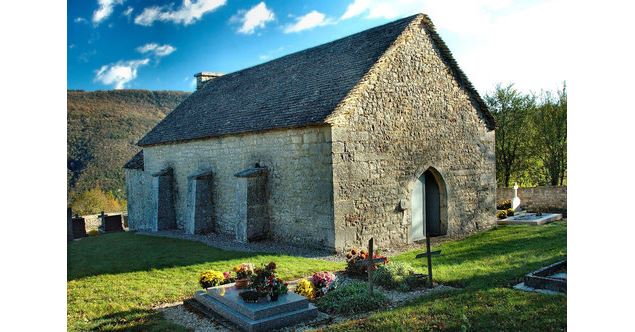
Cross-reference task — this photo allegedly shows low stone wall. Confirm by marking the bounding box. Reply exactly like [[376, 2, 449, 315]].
[[82, 215, 101, 231], [79, 212, 128, 232], [497, 186, 567, 214]]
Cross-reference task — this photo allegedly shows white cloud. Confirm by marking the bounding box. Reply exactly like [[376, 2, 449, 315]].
[[451, 0, 568, 94], [283, 11, 330, 33], [134, 0, 226, 26], [341, 0, 418, 20], [94, 59, 150, 89], [93, 0, 125, 25], [123, 6, 133, 17], [342, 0, 371, 20], [74, 17, 88, 24], [338, 0, 566, 93], [258, 46, 285, 61], [232, 2, 275, 34], [136, 43, 176, 57]]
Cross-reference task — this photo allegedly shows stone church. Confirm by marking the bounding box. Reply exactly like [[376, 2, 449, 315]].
[[124, 14, 497, 251]]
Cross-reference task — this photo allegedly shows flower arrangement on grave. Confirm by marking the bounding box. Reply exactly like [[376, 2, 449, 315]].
[[345, 247, 388, 276], [248, 262, 288, 301], [311, 271, 337, 297], [233, 263, 255, 289], [496, 199, 513, 210], [293, 272, 337, 300], [294, 278, 316, 299], [198, 270, 226, 288], [267, 276, 288, 301]]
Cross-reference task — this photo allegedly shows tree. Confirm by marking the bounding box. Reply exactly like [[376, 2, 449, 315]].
[[485, 84, 536, 187], [70, 187, 125, 215], [531, 83, 567, 185]]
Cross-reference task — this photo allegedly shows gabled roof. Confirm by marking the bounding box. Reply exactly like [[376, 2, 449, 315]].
[[138, 14, 494, 147], [123, 151, 144, 170]]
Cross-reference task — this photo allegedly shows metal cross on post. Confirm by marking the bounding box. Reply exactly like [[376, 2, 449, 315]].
[[415, 236, 441, 288], [354, 237, 387, 295]]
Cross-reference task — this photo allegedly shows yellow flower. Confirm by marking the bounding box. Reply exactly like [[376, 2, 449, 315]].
[[294, 279, 316, 300], [199, 270, 225, 288]]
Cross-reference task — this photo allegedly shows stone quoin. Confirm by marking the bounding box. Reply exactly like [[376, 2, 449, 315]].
[[124, 14, 497, 252]]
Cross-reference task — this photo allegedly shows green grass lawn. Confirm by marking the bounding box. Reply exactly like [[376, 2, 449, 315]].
[[324, 221, 567, 331], [67, 233, 343, 331], [68, 222, 566, 331]]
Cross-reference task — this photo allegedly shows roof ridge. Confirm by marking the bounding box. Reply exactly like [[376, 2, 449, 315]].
[[198, 14, 421, 92]]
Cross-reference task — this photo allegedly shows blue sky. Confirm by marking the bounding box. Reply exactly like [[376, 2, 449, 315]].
[[68, 0, 566, 94]]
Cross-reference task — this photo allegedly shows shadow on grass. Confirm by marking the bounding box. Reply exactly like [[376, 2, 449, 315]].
[[394, 222, 567, 289], [435, 231, 564, 264], [86, 308, 185, 332], [68, 232, 258, 280], [324, 287, 566, 331]]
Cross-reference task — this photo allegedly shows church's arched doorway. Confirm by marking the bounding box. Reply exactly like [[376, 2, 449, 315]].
[[411, 168, 447, 241]]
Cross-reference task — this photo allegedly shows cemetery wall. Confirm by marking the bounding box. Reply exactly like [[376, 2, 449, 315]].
[[326, 19, 497, 250], [497, 186, 567, 214], [75, 212, 129, 232], [141, 126, 336, 249]]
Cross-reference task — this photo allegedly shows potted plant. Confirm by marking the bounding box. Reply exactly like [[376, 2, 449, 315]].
[[311, 271, 336, 298], [345, 248, 388, 276], [250, 262, 276, 295], [233, 263, 255, 289], [248, 262, 288, 301], [268, 277, 288, 301], [198, 270, 225, 289]]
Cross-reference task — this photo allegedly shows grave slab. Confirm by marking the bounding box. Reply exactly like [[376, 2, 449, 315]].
[[498, 212, 562, 225], [194, 285, 318, 332], [205, 284, 309, 320]]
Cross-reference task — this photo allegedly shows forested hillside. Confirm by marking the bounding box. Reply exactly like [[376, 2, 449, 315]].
[[67, 90, 189, 213]]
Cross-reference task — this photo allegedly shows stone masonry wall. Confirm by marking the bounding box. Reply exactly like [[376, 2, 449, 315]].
[[141, 126, 335, 249], [125, 168, 153, 231], [327, 17, 496, 250], [497, 186, 567, 214], [78, 212, 129, 231]]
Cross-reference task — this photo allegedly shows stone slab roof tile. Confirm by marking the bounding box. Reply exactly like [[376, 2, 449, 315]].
[[123, 151, 144, 170], [138, 14, 494, 147]]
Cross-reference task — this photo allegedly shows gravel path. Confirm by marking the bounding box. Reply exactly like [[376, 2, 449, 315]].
[[155, 302, 231, 332], [137, 230, 344, 261], [135, 230, 466, 262]]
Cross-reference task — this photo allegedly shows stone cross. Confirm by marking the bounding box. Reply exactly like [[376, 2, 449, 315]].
[[354, 237, 387, 295], [512, 183, 521, 211]]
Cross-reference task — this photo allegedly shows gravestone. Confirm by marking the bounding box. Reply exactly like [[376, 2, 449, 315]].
[[67, 208, 73, 241], [151, 168, 177, 231], [72, 216, 87, 238], [186, 169, 215, 234], [194, 284, 318, 332], [103, 213, 124, 232], [234, 165, 269, 243]]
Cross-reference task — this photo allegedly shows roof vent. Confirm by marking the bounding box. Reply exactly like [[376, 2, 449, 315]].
[[194, 72, 223, 90]]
